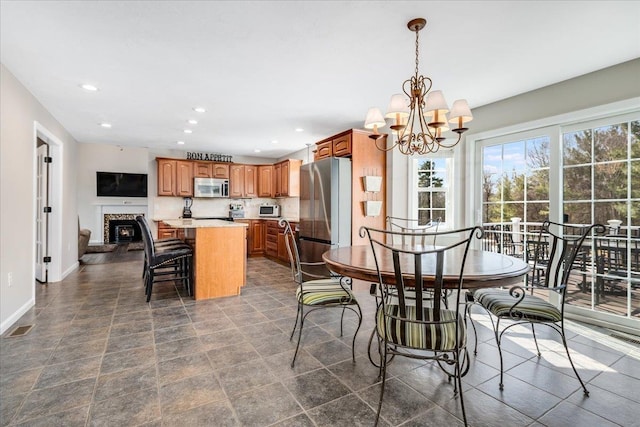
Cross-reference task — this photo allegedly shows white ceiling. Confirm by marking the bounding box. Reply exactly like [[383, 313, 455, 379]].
[[1, 1, 639, 159]]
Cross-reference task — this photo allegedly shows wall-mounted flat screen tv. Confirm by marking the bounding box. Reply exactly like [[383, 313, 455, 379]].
[[96, 172, 148, 198]]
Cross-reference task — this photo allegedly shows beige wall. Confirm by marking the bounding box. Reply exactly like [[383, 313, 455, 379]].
[[0, 63, 78, 333]]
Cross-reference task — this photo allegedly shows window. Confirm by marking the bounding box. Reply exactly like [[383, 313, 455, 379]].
[[482, 136, 550, 225], [562, 118, 639, 226], [412, 155, 452, 226]]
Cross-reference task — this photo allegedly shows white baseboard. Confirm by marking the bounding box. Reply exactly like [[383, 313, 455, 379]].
[[0, 297, 35, 335], [62, 261, 79, 279]]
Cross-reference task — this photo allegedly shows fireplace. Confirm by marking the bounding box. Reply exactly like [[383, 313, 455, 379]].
[[103, 213, 144, 244]]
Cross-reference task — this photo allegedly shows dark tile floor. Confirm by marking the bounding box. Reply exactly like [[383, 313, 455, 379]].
[[1, 253, 639, 426]]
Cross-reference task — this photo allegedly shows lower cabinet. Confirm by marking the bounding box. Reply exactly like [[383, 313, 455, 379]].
[[237, 220, 265, 256], [264, 220, 297, 263], [157, 221, 185, 240]]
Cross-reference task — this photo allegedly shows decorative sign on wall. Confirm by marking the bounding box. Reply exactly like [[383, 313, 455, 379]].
[[186, 152, 233, 162]]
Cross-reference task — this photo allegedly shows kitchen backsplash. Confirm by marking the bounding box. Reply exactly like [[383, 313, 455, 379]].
[[154, 196, 299, 220]]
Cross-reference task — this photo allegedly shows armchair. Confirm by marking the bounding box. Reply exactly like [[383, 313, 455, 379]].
[[78, 217, 91, 259]]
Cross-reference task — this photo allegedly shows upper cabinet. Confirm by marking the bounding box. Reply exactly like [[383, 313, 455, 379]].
[[258, 165, 274, 197], [157, 158, 193, 197], [314, 134, 352, 161], [156, 157, 300, 198], [212, 163, 230, 179], [274, 159, 302, 197], [229, 164, 258, 198], [194, 162, 229, 178]]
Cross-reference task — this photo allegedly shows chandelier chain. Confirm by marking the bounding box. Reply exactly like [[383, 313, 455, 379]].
[[414, 27, 420, 79]]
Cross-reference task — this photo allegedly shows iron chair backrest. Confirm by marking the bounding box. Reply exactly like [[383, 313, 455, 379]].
[[361, 225, 483, 321], [385, 216, 441, 246], [279, 218, 334, 285], [535, 221, 605, 301]]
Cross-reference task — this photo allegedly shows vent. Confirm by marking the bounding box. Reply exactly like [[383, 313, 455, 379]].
[[8, 325, 33, 337], [610, 333, 640, 346]]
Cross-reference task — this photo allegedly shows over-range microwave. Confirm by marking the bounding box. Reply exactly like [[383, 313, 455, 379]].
[[259, 204, 280, 217], [193, 178, 229, 198]]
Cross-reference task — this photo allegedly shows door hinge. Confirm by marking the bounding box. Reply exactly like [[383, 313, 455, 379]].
[[44, 156, 53, 163], [43, 256, 52, 263], [43, 206, 52, 213]]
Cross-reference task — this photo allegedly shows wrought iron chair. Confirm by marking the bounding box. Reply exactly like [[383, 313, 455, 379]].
[[366, 216, 443, 366], [469, 220, 605, 395], [361, 225, 483, 426], [279, 219, 362, 368]]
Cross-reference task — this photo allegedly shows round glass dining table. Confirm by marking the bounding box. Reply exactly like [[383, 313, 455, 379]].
[[322, 245, 531, 289]]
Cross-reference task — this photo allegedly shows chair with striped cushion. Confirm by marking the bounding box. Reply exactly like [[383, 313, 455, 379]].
[[361, 224, 482, 427], [279, 219, 362, 368], [470, 220, 605, 396]]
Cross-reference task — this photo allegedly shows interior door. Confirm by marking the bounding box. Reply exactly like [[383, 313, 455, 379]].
[[35, 142, 49, 283]]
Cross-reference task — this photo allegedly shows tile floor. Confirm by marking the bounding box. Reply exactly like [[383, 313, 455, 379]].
[[1, 253, 639, 426]]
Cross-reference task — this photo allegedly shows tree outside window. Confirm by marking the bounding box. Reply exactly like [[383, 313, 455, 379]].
[[415, 157, 448, 225]]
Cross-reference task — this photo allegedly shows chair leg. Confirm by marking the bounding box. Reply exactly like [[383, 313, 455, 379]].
[[291, 305, 306, 368], [531, 323, 541, 357], [495, 318, 506, 390], [560, 324, 589, 396], [350, 304, 363, 363], [465, 303, 479, 355], [455, 352, 469, 426], [374, 340, 389, 427], [290, 303, 301, 341], [146, 269, 154, 303], [339, 306, 346, 336]]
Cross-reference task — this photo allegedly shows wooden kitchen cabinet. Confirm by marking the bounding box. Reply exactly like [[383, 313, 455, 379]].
[[157, 159, 176, 196], [157, 221, 185, 240], [264, 219, 297, 263], [176, 161, 194, 196], [314, 134, 352, 160], [274, 159, 302, 197], [244, 165, 258, 198], [314, 140, 333, 160], [230, 164, 258, 198], [229, 164, 245, 198], [193, 162, 212, 178], [249, 220, 265, 255], [258, 165, 274, 197], [157, 158, 193, 197], [212, 163, 230, 179]]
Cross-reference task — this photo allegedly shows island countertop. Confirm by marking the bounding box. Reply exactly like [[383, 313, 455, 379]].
[[162, 219, 249, 228]]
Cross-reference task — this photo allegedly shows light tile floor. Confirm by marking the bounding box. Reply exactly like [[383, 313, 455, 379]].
[[1, 254, 639, 426]]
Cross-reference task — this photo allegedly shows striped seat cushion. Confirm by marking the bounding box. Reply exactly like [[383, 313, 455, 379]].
[[473, 288, 562, 322], [376, 305, 466, 351], [296, 279, 357, 305]]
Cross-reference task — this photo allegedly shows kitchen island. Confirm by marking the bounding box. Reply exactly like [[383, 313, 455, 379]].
[[162, 219, 248, 300]]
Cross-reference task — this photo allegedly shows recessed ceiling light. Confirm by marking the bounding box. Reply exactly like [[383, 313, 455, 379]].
[[193, 107, 206, 113], [81, 84, 99, 91], [99, 123, 112, 128], [254, 149, 261, 153], [187, 119, 198, 125], [177, 141, 185, 145], [295, 128, 304, 132], [183, 129, 193, 134], [271, 140, 278, 144]]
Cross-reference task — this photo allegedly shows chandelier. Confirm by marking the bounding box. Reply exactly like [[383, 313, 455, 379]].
[[364, 18, 472, 155]]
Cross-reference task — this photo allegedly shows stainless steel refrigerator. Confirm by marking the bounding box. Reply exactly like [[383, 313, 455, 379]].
[[298, 157, 352, 275]]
